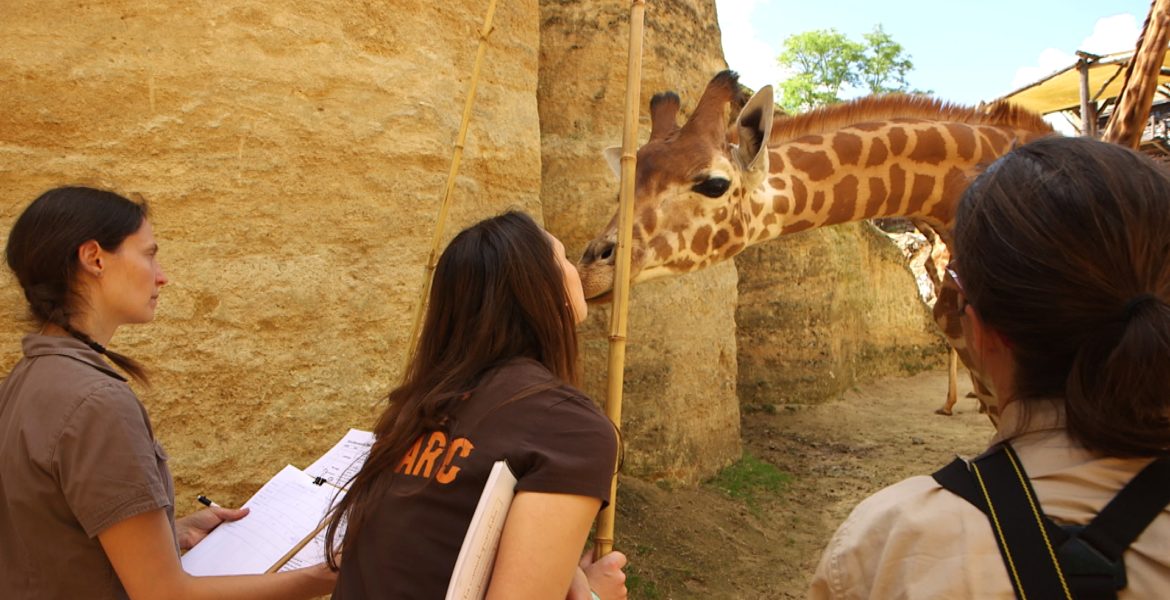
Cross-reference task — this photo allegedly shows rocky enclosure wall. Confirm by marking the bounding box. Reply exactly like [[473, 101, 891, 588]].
[[0, 0, 545, 506], [1, 0, 941, 503], [737, 223, 947, 407]]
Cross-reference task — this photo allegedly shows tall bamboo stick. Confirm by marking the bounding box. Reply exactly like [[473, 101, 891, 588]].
[[594, 0, 646, 560], [404, 0, 501, 367]]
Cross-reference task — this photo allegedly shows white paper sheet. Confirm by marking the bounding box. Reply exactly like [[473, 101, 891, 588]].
[[305, 428, 375, 489], [181, 465, 342, 576]]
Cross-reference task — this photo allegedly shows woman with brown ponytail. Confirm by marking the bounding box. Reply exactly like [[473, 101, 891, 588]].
[[0, 187, 335, 599], [809, 137, 1170, 599]]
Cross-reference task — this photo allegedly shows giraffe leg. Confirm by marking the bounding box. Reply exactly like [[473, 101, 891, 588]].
[[935, 347, 959, 415], [971, 374, 998, 425]]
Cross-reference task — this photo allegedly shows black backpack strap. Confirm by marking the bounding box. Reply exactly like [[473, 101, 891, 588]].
[[1056, 456, 1170, 598], [933, 444, 1074, 599], [1079, 457, 1170, 560]]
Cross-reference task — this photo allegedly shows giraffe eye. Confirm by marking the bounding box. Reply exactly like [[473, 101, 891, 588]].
[[692, 177, 731, 198]]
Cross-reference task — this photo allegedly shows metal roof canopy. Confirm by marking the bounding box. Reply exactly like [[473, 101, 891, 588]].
[[995, 48, 1170, 115]]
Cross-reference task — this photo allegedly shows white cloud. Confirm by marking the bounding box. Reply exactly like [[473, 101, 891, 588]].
[[1010, 13, 1140, 90], [715, 0, 787, 91]]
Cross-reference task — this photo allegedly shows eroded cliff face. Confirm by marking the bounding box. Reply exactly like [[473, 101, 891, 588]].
[[539, 0, 742, 483], [0, 0, 544, 505], [736, 223, 947, 408], [0, 0, 941, 502]]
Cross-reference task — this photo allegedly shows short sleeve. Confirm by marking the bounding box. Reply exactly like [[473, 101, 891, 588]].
[[511, 396, 618, 505], [52, 381, 172, 538]]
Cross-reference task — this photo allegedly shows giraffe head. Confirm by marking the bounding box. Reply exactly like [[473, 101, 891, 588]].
[[578, 70, 775, 300]]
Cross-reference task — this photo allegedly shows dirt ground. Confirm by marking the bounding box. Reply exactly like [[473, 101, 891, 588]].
[[613, 367, 995, 599]]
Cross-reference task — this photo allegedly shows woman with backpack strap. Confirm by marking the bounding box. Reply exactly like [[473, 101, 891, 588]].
[[808, 136, 1170, 599]]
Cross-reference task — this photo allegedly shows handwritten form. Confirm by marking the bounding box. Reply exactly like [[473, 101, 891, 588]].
[[181, 464, 343, 575], [305, 428, 375, 488]]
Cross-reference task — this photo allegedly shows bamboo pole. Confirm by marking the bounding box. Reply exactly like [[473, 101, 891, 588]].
[[404, 0, 500, 368], [594, 0, 646, 561]]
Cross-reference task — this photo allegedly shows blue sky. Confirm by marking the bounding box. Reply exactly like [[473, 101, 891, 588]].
[[715, 1, 1151, 105]]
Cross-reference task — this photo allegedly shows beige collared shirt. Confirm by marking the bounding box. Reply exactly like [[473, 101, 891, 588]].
[[808, 400, 1170, 599], [0, 334, 175, 600]]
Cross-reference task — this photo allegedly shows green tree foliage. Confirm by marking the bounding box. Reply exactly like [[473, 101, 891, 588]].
[[777, 25, 917, 113]]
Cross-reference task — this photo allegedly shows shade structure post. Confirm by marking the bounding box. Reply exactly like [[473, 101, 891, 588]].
[[594, 0, 646, 561]]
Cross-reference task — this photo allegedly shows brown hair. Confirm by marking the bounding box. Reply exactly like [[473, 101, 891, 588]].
[[324, 210, 580, 567], [954, 136, 1170, 456], [6, 186, 150, 383]]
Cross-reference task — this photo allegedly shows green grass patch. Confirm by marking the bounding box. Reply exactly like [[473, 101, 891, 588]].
[[705, 452, 792, 513], [625, 572, 661, 599]]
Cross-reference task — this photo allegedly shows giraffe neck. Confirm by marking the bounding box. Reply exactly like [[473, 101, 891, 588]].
[[738, 119, 1046, 247]]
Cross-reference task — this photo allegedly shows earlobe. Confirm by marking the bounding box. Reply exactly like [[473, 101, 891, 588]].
[[77, 240, 104, 277]]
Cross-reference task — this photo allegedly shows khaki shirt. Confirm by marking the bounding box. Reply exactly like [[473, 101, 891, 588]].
[[809, 401, 1170, 599], [0, 334, 175, 599]]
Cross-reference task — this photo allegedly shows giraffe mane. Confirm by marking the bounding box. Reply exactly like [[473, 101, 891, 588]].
[[768, 94, 1053, 143]]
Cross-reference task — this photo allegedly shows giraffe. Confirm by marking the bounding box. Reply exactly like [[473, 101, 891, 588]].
[[577, 70, 1054, 418], [1102, 0, 1170, 148]]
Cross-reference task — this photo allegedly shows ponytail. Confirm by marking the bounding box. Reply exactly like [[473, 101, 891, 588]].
[[1065, 297, 1170, 456]]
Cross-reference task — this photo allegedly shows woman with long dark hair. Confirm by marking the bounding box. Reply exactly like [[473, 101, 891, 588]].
[[809, 137, 1170, 598], [0, 186, 335, 599], [326, 211, 620, 598]]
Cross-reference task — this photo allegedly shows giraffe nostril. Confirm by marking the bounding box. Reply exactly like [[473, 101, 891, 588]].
[[599, 244, 614, 262]]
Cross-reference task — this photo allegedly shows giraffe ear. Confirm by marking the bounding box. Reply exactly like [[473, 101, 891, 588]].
[[603, 145, 622, 180], [733, 85, 774, 173]]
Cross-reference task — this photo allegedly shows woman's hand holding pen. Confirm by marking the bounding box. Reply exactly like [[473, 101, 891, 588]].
[[174, 495, 250, 551]]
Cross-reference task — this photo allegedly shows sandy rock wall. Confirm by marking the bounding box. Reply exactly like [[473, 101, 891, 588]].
[[0, 0, 542, 507], [736, 223, 947, 407], [539, 0, 741, 483]]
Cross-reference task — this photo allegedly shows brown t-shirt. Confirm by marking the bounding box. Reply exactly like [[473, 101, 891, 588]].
[[0, 334, 175, 599], [332, 358, 618, 599]]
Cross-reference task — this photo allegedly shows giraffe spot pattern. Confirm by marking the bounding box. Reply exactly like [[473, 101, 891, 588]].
[[768, 176, 787, 190], [650, 235, 672, 260], [641, 207, 658, 235], [935, 167, 968, 222], [692, 225, 712, 255], [791, 177, 808, 215], [982, 127, 1008, 150], [946, 123, 976, 161], [852, 122, 883, 132], [907, 173, 934, 216], [786, 146, 834, 182], [671, 257, 696, 271], [770, 150, 785, 171], [771, 195, 789, 216], [866, 138, 888, 167], [751, 200, 765, 217], [978, 135, 996, 162], [714, 207, 728, 223], [723, 242, 744, 258], [712, 228, 730, 250], [833, 132, 863, 166], [888, 127, 908, 155], [865, 177, 888, 218], [908, 127, 946, 165], [828, 175, 859, 223], [888, 164, 907, 214], [811, 191, 825, 214], [784, 219, 814, 233]]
